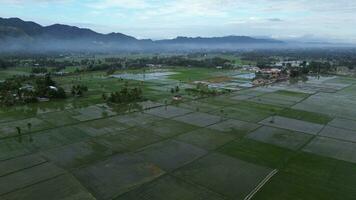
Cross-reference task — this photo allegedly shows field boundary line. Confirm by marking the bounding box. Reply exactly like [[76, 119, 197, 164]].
[[244, 169, 278, 200]]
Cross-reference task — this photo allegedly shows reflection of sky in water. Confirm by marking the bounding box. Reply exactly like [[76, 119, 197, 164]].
[[208, 73, 255, 90], [306, 75, 335, 84], [232, 73, 256, 80], [111, 72, 177, 81]]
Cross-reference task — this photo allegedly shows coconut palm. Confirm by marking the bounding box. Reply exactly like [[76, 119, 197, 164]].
[[16, 126, 22, 143]]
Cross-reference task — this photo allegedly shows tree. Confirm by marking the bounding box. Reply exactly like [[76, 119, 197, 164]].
[[27, 123, 33, 143], [102, 93, 107, 100], [16, 127, 22, 143], [220, 109, 224, 122], [164, 99, 168, 110], [27, 123, 32, 132]]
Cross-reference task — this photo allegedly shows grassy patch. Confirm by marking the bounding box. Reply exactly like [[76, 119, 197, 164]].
[[277, 108, 332, 124], [168, 68, 218, 82], [254, 152, 356, 200], [274, 90, 310, 98], [218, 138, 295, 168]]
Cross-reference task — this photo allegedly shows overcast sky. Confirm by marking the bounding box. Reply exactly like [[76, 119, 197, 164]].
[[0, 0, 355, 42]]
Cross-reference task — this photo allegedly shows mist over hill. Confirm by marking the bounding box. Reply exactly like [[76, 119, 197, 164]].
[[0, 17, 352, 53]]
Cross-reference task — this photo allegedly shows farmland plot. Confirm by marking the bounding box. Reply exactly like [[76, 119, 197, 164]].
[[144, 106, 192, 118], [136, 140, 207, 171], [303, 137, 356, 163], [174, 153, 273, 200], [1, 174, 96, 200], [173, 112, 221, 127], [259, 116, 324, 135], [74, 153, 164, 200], [0, 118, 53, 138], [115, 175, 225, 200], [247, 126, 312, 150], [175, 128, 235, 150]]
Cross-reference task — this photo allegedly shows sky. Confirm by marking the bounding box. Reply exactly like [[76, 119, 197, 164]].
[[0, 0, 356, 43]]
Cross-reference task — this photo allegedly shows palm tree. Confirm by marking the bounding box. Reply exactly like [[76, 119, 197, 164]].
[[220, 109, 224, 122], [27, 122, 32, 132], [164, 99, 168, 110], [28, 122, 33, 143], [16, 126, 22, 143]]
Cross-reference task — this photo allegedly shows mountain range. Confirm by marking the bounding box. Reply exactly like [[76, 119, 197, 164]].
[[0, 17, 347, 53]]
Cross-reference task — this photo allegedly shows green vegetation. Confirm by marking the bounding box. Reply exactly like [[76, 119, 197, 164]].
[[1, 53, 356, 200], [218, 139, 295, 168], [107, 87, 143, 104], [277, 108, 332, 124], [254, 153, 356, 200], [0, 74, 66, 106], [168, 68, 217, 82], [185, 83, 221, 97]]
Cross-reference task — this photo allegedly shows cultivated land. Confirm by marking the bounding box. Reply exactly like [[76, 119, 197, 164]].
[[1, 67, 356, 200]]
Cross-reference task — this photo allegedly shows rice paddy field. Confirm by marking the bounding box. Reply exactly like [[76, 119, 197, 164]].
[[1, 67, 356, 200]]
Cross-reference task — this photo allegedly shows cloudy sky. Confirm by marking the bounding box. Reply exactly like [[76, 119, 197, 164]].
[[0, 0, 355, 42]]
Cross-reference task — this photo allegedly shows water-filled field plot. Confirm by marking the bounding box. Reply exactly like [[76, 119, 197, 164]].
[[319, 126, 356, 142], [175, 128, 236, 150], [140, 119, 199, 138], [303, 136, 356, 163], [115, 175, 225, 200], [0, 138, 31, 161], [173, 112, 222, 127], [76, 118, 129, 137], [0, 162, 65, 196], [111, 112, 163, 127], [1, 174, 96, 200], [70, 105, 116, 121], [247, 126, 312, 150], [259, 116, 324, 135], [38, 110, 79, 126], [74, 153, 165, 200], [95, 126, 164, 152], [22, 126, 91, 152], [248, 90, 310, 107], [173, 153, 273, 199], [144, 106, 192, 118], [136, 140, 207, 171], [41, 140, 113, 169], [207, 118, 260, 135], [293, 92, 356, 119], [328, 117, 356, 131], [0, 154, 46, 177], [178, 101, 221, 113], [0, 117, 53, 138]]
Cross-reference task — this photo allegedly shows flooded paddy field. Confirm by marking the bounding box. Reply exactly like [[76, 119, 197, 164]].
[[1, 69, 356, 200]]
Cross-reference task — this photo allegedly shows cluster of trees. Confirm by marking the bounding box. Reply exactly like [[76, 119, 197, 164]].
[[71, 85, 88, 97], [31, 67, 48, 74], [123, 56, 231, 68], [29, 58, 79, 68], [0, 76, 36, 105], [0, 74, 66, 106], [186, 83, 228, 97], [105, 87, 143, 104], [288, 61, 335, 78], [170, 86, 180, 94], [0, 59, 16, 69], [75, 56, 232, 73], [34, 75, 66, 98]]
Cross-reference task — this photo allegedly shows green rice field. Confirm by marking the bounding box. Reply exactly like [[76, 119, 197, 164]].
[[1, 68, 356, 200]]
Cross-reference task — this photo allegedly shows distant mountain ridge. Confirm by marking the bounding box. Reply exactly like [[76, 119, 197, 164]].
[[0, 17, 285, 52]]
